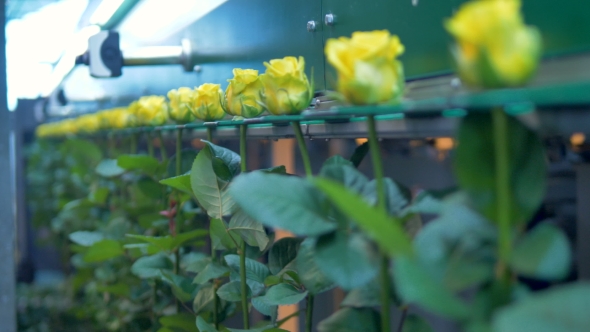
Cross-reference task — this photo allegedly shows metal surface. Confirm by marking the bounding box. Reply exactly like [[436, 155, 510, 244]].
[[177, 0, 325, 90], [324, 13, 335, 26], [322, 0, 590, 83], [0, 2, 17, 331], [122, 39, 196, 72], [576, 165, 590, 280]]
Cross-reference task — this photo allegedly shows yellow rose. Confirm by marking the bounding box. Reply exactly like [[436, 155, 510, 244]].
[[36, 123, 53, 138], [98, 108, 132, 129], [76, 114, 101, 133], [224, 68, 266, 118], [55, 119, 77, 136], [190, 83, 226, 121], [134, 96, 169, 126], [445, 0, 541, 88], [259, 56, 312, 115], [325, 30, 405, 105], [167, 87, 197, 124]]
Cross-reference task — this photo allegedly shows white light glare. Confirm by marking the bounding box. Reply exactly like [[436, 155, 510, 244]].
[[89, 0, 125, 25], [119, 0, 228, 46]]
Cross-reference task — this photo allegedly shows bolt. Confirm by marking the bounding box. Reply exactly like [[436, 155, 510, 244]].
[[325, 13, 335, 26], [307, 20, 317, 32], [314, 98, 321, 108], [193, 65, 202, 73]]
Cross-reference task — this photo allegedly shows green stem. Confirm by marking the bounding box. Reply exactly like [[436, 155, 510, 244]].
[[152, 281, 158, 331], [367, 115, 390, 332], [157, 131, 168, 162], [108, 134, 115, 159], [239, 124, 250, 329], [306, 294, 314, 332], [131, 133, 138, 154], [277, 310, 303, 327], [396, 306, 408, 332], [493, 108, 512, 274], [147, 132, 154, 157], [210, 214, 220, 327], [207, 127, 213, 142], [293, 120, 315, 328], [292, 121, 312, 177], [213, 281, 220, 329], [176, 128, 183, 176]]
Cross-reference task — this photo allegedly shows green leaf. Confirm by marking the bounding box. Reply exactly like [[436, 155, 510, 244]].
[[160, 174, 193, 195], [83, 239, 124, 263], [314, 231, 379, 290], [191, 142, 237, 219], [296, 238, 334, 295], [62, 139, 103, 166], [229, 210, 270, 251], [196, 316, 218, 332], [252, 297, 278, 321], [413, 202, 496, 292], [510, 222, 571, 280], [160, 313, 199, 332], [230, 172, 336, 236], [211, 218, 241, 250], [160, 271, 198, 302], [268, 238, 302, 275], [203, 140, 241, 177], [402, 314, 433, 332], [131, 254, 173, 279], [137, 177, 163, 199], [193, 283, 215, 314], [349, 142, 369, 168], [194, 261, 230, 284], [185, 256, 211, 274], [182, 252, 207, 269], [89, 187, 109, 204], [95, 159, 125, 178], [117, 154, 162, 177], [126, 229, 208, 252], [408, 188, 457, 214], [224, 254, 270, 295], [455, 113, 546, 225], [259, 283, 307, 306], [341, 277, 384, 308], [317, 307, 380, 332], [320, 163, 368, 194], [322, 155, 354, 168], [393, 256, 470, 319], [362, 178, 412, 217], [260, 165, 287, 174], [95, 283, 131, 297], [313, 178, 413, 257], [217, 280, 251, 302], [492, 282, 590, 332], [138, 213, 167, 229], [69, 231, 104, 247]]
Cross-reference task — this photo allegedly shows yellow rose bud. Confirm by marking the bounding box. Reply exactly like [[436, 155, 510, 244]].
[[190, 83, 226, 121], [134, 96, 169, 126], [225, 69, 266, 118], [445, 0, 541, 88], [259, 56, 313, 115], [167, 87, 197, 124], [325, 30, 405, 105]]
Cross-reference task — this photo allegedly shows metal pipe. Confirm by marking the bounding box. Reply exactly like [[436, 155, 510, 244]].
[[121, 39, 195, 71], [123, 46, 183, 66]]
